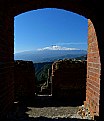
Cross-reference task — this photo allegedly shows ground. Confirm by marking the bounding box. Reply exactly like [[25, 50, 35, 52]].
[[6, 95, 93, 121]]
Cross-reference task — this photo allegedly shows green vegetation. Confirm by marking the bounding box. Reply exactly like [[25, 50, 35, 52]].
[[34, 55, 87, 84], [34, 62, 53, 84]]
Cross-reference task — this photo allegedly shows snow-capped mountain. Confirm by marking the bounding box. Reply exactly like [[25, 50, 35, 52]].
[[37, 45, 80, 51], [14, 45, 87, 62]]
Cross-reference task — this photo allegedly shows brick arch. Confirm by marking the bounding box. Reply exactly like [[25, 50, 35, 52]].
[[91, 16, 104, 120], [0, 0, 104, 120], [84, 19, 101, 119]]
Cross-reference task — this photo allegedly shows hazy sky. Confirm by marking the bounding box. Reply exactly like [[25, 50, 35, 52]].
[[14, 8, 88, 53]]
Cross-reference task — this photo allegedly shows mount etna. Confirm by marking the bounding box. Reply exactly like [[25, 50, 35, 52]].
[[14, 45, 87, 62]]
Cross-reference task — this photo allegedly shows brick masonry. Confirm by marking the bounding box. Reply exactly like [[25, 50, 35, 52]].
[[52, 59, 87, 104], [14, 60, 35, 100], [84, 19, 101, 118]]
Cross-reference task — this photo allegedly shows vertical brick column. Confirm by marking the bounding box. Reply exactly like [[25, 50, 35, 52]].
[[0, 10, 14, 119], [84, 19, 101, 118]]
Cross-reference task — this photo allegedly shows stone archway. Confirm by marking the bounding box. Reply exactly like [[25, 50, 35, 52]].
[[0, 0, 103, 120]]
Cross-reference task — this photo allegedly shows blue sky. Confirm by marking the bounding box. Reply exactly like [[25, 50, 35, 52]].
[[14, 8, 88, 53]]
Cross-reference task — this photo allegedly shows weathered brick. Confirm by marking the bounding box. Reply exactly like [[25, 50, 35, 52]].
[[84, 19, 101, 117], [52, 60, 87, 102]]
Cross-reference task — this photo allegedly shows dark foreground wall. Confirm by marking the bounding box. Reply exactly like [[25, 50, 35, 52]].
[[0, 62, 14, 119], [14, 60, 35, 100], [52, 59, 87, 104]]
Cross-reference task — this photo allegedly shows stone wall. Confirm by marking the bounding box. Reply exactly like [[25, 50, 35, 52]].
[[84, 19, 101, 117], [52, 59, 87, 104], [14, 60, 35, 100]]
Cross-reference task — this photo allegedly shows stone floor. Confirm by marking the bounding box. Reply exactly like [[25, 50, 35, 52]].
[[26, 105, 81, 119], [6, 95, 94, 121]]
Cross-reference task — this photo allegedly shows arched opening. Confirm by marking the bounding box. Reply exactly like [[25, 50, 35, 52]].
[[13, 8, 88, 120], [0, 1, 103, 120]]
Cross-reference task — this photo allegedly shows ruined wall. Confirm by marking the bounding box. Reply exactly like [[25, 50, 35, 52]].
[[84, 19, 101, 117], [14, 60, 35, 100], [52, 59, 87, 104]]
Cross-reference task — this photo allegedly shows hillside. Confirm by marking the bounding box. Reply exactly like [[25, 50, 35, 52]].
[[34, 62, 53, 84], [34, 54, 87, 84]]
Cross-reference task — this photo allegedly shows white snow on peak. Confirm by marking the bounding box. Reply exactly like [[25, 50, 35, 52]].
[[37, 45, 80, 51]]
